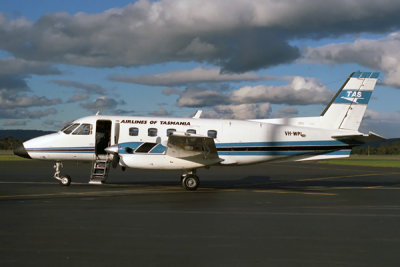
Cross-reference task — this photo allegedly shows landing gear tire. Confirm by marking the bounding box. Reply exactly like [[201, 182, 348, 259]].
[[60, 175, 71, 186], [182, 175, 199, 191]]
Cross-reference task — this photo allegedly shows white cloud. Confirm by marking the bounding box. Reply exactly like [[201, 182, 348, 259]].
[[162, 88, 182, 96], [272, 107, 299, 117], [52, 80, 106, 94], [172, 76, 332, 108], [177, 87, 229, 107], [44, 119, 70, 129], [110, 67, 274, 86], [80, 96, 118, 112], [230, 76, 332, 105], [0, 58, 61, 121], [363, 109, 400, 121], [203, 103, 271, 120], [149, 108, 171, 116], [112, 109, 136, 115], [3, 120, 26, 126], [0, 89, 61, 108], [67, 93, 89, 103], [0, 108, 57, 119], [0, 58, 60, 75], [360, 109, 400, 138], [303, 32, 400, 88], [2, 0, 400, 72]]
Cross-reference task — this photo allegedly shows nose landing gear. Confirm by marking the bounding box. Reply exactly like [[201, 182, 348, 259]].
[[54, 161, 71, 186]]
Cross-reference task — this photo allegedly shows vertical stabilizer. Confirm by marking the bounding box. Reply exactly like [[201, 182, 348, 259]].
[[320, 72, 379, 131]]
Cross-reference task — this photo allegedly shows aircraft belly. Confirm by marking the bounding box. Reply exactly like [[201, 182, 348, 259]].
[[120, 154, 209, 170], [219, 155, 276, 165]]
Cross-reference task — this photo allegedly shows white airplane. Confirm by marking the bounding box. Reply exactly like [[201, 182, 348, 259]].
[[14, 72, 383, 190]]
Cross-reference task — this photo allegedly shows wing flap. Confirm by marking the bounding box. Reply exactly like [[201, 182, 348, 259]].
[[166, 133, 222, 165]]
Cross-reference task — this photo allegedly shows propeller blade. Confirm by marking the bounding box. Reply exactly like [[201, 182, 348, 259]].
[[111, 154, 120, 168]]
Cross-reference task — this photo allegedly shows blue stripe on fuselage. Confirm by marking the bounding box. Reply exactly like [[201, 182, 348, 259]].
[[215, 140, 345, 147], [217, 149, 351, 156], [26, 147, 95, 153]]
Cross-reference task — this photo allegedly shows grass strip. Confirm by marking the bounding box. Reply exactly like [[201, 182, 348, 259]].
[[0, 150, 31, 161], [319, 159, 400, 168]]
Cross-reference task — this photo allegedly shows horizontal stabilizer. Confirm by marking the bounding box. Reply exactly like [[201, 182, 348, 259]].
[[332, 131, 385, 145]]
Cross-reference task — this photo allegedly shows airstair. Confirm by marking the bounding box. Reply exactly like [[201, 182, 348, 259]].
[[89, 159, 110, 184]]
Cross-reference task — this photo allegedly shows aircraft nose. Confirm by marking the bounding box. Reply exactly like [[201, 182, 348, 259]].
[[13, 144, 31, 159]]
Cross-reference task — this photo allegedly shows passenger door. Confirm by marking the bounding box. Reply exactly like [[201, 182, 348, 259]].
[[95, 120, 112, 155]]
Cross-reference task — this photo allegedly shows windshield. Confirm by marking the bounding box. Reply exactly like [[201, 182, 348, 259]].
[[72, 124, 92, 135], [60, 123, 72, 132], [63, 123, 80, 134]]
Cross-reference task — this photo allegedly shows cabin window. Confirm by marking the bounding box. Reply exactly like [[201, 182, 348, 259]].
[[63, 123, 80, 134], [148, 128, 158, 137], [186, 129, 196, 134], [208, 130, 217, 138], [72, 124, 92, 135], [129, 127, 139, 136], [167, 128, 176, 136]]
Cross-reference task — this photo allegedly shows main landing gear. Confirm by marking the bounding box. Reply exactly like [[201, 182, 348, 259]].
[[181, 170, 200, 191], [54, 161, 71, 186]]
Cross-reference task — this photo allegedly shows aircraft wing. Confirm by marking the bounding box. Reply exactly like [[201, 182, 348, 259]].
[[332, 131, 385, 145], [166, 132, 223, 165]]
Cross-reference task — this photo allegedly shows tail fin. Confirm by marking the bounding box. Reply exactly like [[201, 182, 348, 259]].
[[320, 72, 379, 131]]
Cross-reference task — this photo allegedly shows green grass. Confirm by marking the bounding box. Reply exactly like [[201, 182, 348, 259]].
[[319, 155, 400, 168], [0, 150, 31, 161]]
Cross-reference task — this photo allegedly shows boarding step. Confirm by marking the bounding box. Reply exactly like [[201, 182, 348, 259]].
[[89, 159, 110, 184]]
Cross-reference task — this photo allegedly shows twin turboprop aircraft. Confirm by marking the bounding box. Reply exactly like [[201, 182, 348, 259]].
[[14, 72, 384, 190]]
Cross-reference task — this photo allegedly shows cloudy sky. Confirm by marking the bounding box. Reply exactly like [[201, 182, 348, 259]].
[[1, 0, 400, 137]]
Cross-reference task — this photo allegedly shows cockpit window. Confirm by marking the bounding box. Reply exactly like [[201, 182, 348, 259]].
[[60, 123, 72, 132], [63, 123, 80, 134], [72, 124, 92, 135]]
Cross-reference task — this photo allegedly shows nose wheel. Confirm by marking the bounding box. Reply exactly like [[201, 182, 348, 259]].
[[181, 170, 199, 191], [60, 175, 71, 186], [54, 161, 71, 186]]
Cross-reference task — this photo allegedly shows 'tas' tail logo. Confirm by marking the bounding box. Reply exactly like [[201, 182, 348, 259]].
[[340, 91, 364, 104]]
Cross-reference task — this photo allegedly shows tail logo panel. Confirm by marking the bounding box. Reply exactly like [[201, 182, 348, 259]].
[[335, 90, 372, 105]]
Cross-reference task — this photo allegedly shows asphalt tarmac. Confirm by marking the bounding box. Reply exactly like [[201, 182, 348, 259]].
[[1, 160, 400, 267]]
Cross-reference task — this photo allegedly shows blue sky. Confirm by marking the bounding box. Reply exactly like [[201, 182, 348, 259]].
[[1, 0, 400, 137]]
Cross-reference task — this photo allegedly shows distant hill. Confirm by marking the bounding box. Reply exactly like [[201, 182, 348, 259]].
[[0, 130, 55, 140]]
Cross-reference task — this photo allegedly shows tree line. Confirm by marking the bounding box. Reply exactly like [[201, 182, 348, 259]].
[[351, 140, 400, 155], [0, 137, 24, 150]]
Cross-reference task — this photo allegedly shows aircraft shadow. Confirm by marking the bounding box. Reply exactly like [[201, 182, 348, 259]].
[[104, 175, 400, 192]]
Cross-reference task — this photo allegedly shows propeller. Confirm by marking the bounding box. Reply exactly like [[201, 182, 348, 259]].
[[105, 145, 120, 168]]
